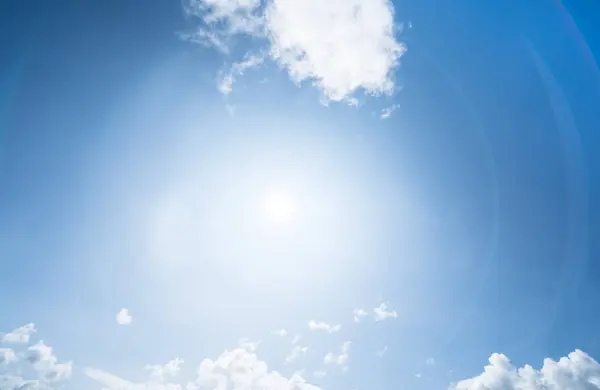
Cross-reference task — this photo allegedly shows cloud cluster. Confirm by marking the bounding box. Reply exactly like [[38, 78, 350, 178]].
[[0, 323, 72, 390], [183, 0, 406, 102], [189, 347, 321, 390], [454, 350, 600, 390], [353, 302, 398, 323]]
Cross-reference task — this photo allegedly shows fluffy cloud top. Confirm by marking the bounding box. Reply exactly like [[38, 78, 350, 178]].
[[26, 342, 73, 382], [183, 0, 405, 102], [189, 347, 322, 390], [145, 358, 184, 383], [454, 349, 600, 390], [0, 348, 17, 364], [308, 321, 341, 333], [1, 323, 37, 344], [116, 308, 133, 325]]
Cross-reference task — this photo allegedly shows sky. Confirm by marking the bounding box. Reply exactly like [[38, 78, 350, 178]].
[[0, 0, 599, 389]]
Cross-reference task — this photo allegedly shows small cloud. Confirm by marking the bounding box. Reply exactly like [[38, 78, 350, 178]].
[[377, 346, 388, 357], [238, 338, 260, 352], [273, 329, 288, 337], [145, 357, 184, 382], [217, 54, 264, 95], [425, 357, 435, 366], [285, 345, 308, 364], [1, 323, 36, 343], [116, 308, 132, 325], [380, 103, 400, 119], [0, 348, 17, 364], [353, 308, 368, 323], [415, 373, 422, 379], [292, 334, 301, 344], [26, 341, 73, 382], [324, 341, 351, 367], [308, 321, 341, 333], [373, 302, 397, 321]]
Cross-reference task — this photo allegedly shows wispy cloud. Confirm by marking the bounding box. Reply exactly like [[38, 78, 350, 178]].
[[352, 308, 368, 323], [373, 302, 397, 321], [377, 346, 388, 357], [1, 323, 36, 344], [116, 308, 132, 325], [308, 321, 341, 333], [324, 341, 351, 367], [218, 54, 264, 95], [183, 0, 406, 103], [285, 345, 308, 364], [145, 358, 184, 383], [273, 329, 288, 337], [380, 103, 400, 119], [425, 357, 435, 366]]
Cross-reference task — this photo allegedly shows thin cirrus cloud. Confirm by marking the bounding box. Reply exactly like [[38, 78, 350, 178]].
[[285, 345, 309, 364], [352, 308, 368, 323], [308, 321, 341, 333], [182, 0, 406, 103]]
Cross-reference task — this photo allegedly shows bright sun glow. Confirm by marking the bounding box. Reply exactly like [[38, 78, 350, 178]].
[[263, 189, 296, 224]]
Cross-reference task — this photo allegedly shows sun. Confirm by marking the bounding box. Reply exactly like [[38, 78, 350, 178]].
[[263, 189, 296, 224]]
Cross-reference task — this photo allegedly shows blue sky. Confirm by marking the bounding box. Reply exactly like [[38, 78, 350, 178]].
[[0, 0, 599, 389]]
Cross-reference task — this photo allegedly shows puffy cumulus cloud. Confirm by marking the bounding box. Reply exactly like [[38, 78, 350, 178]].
[[453, 349, 600, 390], [0, 348, 17, 364], [116, 308, 133, 325], [85, 367, 182, 390], [1, 323, 37, 344], [307, 321, 341, 333], [26, 342, 73, 382], [380, 103, 400, 119], [273, 329, 288, 337], [145, 358, 184, 383], [189, 347, 322, 390], [182, 0, 406, 103], [324, 341, 351, 367], [373, 302, 397, 321]]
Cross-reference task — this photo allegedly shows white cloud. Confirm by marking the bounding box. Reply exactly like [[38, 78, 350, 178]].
[[218, 54, 264, 95], [86, 367, 183, 390], [273, 329, 287, 337], [373, 302, 397, 321], [352, 308, 368, 323], [376, 346, 388, 358], [285, 345, 308, 364], [183, 0, 406, 102], [0, 348, 17, 364], [26, 342, 73, 382], [291, 334, 301, 344], [380, 103, 400, 119], [189, 347, 321, 390], [453, 349, 600, 390], [324, 341, 351, 367], [1, 323, 36, 344], [116, 308, 133, 325], [238, 338, 261, 352], [308, 321, 341, 333], [145, 358, 184, 383]]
